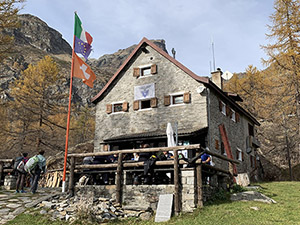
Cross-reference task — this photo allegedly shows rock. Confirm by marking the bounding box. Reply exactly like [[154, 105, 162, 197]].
[[139, 211, 152, 220], [40, 210, 47, 214], [6, 203, 21, 209], [41, 201, 54, 209], [230, 191, 277, 204], [12, 207, 25, 215], [250, 206, 259, 210]]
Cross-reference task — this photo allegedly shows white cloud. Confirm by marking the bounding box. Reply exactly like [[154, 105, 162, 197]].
[[21, 0, 275, 75]]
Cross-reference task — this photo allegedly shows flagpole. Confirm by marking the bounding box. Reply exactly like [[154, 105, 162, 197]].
[[62, 33, 76, 193]]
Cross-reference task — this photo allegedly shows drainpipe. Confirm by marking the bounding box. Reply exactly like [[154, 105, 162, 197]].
[[206, 87, 211, 149]]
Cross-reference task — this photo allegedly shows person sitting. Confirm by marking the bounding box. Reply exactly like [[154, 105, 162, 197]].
[[162, 151, 174, 160], [200, 153, 211, 165]]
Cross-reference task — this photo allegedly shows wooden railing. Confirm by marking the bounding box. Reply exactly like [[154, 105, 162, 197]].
[[67, 144, 239, 214]]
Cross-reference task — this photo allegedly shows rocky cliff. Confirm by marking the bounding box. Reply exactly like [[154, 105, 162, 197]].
[[0, 14, 168, 106]]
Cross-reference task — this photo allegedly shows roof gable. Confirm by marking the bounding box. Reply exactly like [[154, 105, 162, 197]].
[[91, 37, 209, 103]]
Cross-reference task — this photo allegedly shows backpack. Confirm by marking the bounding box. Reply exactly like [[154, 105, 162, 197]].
[[13, 156, 24, 170], [24, 155, 39, 173], [17, 160, 26, 173]]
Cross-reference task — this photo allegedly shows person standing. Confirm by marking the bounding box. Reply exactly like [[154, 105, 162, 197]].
[[15, 153, 29, 193], [30, 150, 46, 194]]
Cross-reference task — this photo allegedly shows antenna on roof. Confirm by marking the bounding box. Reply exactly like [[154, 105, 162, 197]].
[[171, 48, 176, 59], [211, 36, 216, 71]]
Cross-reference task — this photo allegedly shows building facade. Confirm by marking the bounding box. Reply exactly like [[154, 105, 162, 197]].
[[91, 37, 260, 178]]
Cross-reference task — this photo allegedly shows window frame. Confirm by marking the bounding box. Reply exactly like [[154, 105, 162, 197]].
[[170, 92, 185, 106], [231, 109, 236, 122], [111, 101, 125, 114], [236, 148, 242, 161], [140, 99, 152, 110], [139, 64, 153, 78], [221, 101, 226, 115]]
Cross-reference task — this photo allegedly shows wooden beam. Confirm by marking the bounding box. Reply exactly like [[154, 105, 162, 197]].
[[68, 157, 75, 196], [173, 149, 180, 215], [116, 153, 123, 205], [0, 159, 13, 163], [196, 164, 203, 208], [68, 144, 201, 158]]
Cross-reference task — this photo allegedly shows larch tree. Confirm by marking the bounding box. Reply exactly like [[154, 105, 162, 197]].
[[0, 0, 24, 62], [8, 56, 67, 153], [261, 0, 300, 179]]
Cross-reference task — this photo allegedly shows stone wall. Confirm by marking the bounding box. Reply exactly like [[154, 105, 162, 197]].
[[75, 168, 222, 213], [207, 87, 255, 173], [94, 45, 207, 151]]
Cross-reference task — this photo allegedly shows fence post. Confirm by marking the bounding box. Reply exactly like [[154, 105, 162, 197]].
[[196, 164, 203, 208], [0, 162, 3, 184], [68, 156, 75, 196], [116, 153, 123, 205], [174, 149, 180, 215]]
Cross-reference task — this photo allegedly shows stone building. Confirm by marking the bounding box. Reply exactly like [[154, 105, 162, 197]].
[[91, 37, 260, 178]]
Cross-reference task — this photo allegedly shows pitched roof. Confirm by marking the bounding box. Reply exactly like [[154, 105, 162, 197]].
[[91, 37, 259, 126], [91, 37, 209, 104]]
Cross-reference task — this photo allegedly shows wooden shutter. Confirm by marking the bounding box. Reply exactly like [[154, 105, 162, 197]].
[[226, 105, 230, 116], [150, 97, 158, 108], [183, 92, 190, 103], [215, 139, 219, 150], [219, 100, 223, 111], [236, 112, 240, 122], [106, 104, 112, 114], [151, 64, 157, 74], [122, 102, 128, 112], [133, 68, 140, 77], [164, 95, 170, 106], [133, 100, 139, 110]]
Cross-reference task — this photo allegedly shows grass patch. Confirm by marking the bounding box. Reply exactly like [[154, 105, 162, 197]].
[[7, 182, 300, 225]]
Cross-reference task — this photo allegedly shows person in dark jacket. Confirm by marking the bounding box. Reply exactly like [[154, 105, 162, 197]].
[[15, 153, 29, 193]]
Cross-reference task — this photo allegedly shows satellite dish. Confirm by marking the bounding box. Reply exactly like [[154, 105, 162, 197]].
[[196, 86, 206, 94], [222, 71, 233, 80]]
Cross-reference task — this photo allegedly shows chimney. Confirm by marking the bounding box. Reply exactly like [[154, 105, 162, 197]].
[[211, 68, 223, 90]]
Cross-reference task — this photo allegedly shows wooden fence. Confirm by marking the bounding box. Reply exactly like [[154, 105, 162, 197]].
[[67, 144, 240, 215]]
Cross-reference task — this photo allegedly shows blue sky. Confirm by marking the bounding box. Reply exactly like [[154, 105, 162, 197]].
[[20, 0, 275, 76]]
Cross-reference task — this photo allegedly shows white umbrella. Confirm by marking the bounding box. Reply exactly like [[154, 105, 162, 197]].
[[166, 123, 176, 147]]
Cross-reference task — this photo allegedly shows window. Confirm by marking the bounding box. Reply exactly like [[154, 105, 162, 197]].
[[236, 148, 243, 161], [141, 67, 151, 76], [133, 64, 157, 78], [172, 94, 184, 105], [113, 103, 123, 113], [231, 109, 236, 122], [141, 99, 151, 109], [133, 97, 157, 111], [165, 92, 190, 106], [221, 101, 226, 115], [106, 102, 128, 114], [248, 124, 254, 136]]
